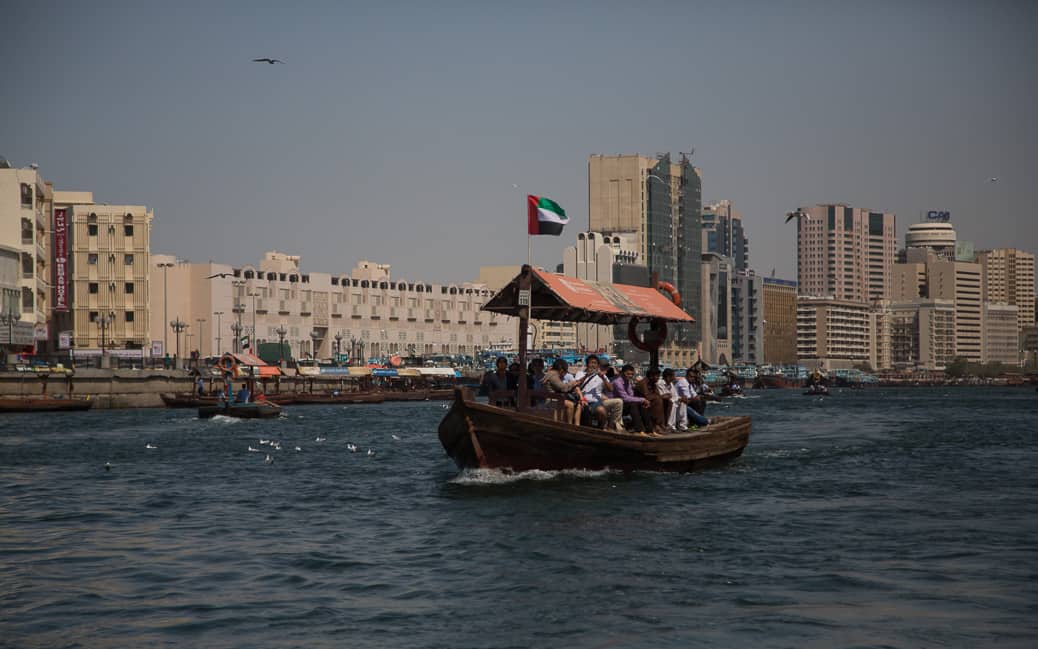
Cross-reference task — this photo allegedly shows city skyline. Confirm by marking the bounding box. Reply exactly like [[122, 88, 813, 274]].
[[2, 1, 1037, 285]]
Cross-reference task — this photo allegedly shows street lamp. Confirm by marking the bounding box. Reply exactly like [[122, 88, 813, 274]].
[[213, 311, 224, 355], [334, 331, 343, 358], [309, 330, 320, 360], [195, 318, 206, 357], [230, 321, 242, 355], [99, 312, 115, 356], [232, 280, 246, 353], [157, 261, 175, 353], [170, 318, 188, 369], [350, 336, 359, 365], [248, 292, 259, 352], [275, 325, 287, 366]]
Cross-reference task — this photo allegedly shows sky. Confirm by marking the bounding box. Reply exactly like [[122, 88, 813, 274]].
[[2, 0, 1036, 285]]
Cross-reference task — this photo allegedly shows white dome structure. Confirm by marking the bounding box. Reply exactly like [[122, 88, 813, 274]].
[[905, 222, 956, 251]]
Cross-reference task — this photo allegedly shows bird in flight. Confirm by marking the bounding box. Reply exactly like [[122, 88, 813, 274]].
[[206, 272, 234, 279], [785, 210, 811, 223], [988, 177, 999, 183], [252, 58, 284, 64]]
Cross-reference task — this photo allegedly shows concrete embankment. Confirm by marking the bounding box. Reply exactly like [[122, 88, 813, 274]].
[[0, 369, 196, 409]]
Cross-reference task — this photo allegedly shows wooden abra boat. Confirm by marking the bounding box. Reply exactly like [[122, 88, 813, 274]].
[[160, 392, 221, 408], [438, 266, 751, 473], [198, 401, 282, 419], [291, 391, 384, 404], [0, 396, 94, 413], [440, 389, 749, 472]]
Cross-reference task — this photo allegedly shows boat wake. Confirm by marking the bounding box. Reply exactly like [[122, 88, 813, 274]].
[[450, 467, 616, 485], [209, 415, 242, 424]]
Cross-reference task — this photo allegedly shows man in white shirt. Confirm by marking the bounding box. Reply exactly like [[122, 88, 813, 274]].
[[574, 355, 623, 431], [664, 368, 690, 431]]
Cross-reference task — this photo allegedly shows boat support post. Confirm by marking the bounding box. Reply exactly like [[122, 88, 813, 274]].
[[516, 264, 532, 412]]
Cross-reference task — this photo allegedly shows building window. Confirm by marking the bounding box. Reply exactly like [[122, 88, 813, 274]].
[[89, 282, 99, 294], [125, 282, 134, 294], [125, 311, 135, 322], [20, 183, 32, 206], [88, 224, 98, 236], [124, 225, 134, 236], [89, 311, 99, 322], [124, 254, 134, 265], [88, 253, 98, 265]]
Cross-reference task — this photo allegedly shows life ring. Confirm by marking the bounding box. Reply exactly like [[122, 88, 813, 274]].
[[628, 317, 668, 352], [657, 280, 681, 307], [217, 356, 238, 375]]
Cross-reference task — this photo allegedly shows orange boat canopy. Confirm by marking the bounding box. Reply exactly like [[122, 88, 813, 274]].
[[481, 268, 694, 325]]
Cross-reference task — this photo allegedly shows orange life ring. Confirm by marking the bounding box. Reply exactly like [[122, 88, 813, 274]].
[[217, 356, 238, 375], [628, 317, 668, 352], [657, 281, 681, 307]]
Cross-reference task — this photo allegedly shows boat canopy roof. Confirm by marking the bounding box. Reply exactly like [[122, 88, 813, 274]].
[[481, 268, 693, 325]]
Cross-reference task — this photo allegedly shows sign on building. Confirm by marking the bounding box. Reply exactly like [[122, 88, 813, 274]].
[[926, 210, 951, 222], [59, 331, 72, 350], [151, 340, 164, 357], [53, 207, 69, 312]]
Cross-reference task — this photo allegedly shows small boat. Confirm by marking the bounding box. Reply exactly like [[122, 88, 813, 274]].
[[198, 401, 282, 419], [380, 390, 432, 402], [0, 396, 94, 413], [291, 391, 384, 404], [439, 266, 752, 473], [160, 392, 222, 408]]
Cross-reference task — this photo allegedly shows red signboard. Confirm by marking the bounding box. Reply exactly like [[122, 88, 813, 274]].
[[53, 208, 68, 312]]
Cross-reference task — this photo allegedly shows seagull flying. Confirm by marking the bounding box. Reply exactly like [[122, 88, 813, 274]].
[[785, 210, 811, 223], [367, 449, 376, 457], [315, 436, 327, 442], [392, 434, 401, 441], [294, 446, 302, 452], [347, 443, 358, 453], [206, 272, 234, 279], [248, 446, 261, 452], [252, 58, 284, 64], [145, 443, 158, 449], [989, 177, 999, 183], [265, 454, 274, 464]]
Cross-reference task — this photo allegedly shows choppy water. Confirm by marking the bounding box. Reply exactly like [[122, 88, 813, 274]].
[[1, 388, 1036, 648]]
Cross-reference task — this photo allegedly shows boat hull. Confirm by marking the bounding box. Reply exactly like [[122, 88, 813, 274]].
[[0, 397, 94, 413], [755, 375, 804, 389], [291, 392, 385, 404], [438, 390, 750, 473], [198, 403, 282, 419], [160, 393, 222, 408]]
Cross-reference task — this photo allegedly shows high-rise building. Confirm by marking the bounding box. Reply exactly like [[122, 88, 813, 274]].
[[0, 162, 52, 355], [762, 277, 797, 365], [699, 253, 732, 365], [904, 221, 957, 259], [976, 248, 1036, 333], [588, 153, 701, 363], [885, 300, 956, 370], [730, 269, 762, 364], [702, 200, 748, 270], [561, 231, 640, 356], [51, 192, 154, 359], [796, 203, 896, 303], [982, 302, 1020, 365], [894, 248, 984, 363]]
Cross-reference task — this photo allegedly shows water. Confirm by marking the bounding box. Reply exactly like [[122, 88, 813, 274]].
[[1, 388, 1036, 648]]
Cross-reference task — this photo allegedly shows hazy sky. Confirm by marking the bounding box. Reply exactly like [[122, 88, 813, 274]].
[[3, 1, 1036, 285]]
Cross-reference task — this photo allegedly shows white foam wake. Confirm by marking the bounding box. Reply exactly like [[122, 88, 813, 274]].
[[450, 467, 616, 485]]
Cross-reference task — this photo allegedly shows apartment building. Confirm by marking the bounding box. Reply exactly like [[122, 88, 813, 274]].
[[885, 300, 956, 370], [982, 303, 1020, 365], [796, 203, 896, 302], [762, 277, 797, 365], [796, 297, 876, 370], [730, 269, 762, 364], [702, 200, 748, 270], [977, 248, 1035, 332], [0, 162, 52, 351], [51, 192, 153, 355]]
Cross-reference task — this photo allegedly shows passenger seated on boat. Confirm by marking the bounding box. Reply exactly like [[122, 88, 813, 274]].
[[480, 357, 513, 406], [612, 364, 651, 434], [574, 355, 623, 431], [683, 368, 710, 427], [544, 359, 584, 425], [636, 367, 670, 435], [526, 358, 548, 407], [236, 383, 251, 403]]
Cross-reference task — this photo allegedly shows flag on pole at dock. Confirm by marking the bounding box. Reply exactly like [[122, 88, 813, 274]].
[[527, 195, 569, 236]]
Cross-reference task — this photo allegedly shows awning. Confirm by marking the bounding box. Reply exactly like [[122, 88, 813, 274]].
[[372, 368, 398, 377], [257, 365, 282, 377], [229, 352, 267, 366], [397, 368, 422, 377], [348, 367, 372, 377], [481, 268, 693, 325], [418, 367, 457, 377]]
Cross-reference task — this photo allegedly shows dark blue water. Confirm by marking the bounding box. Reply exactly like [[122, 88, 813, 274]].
[[2, 388, 1036, 648]]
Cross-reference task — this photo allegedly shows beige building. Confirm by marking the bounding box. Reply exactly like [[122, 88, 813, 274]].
[[977, 248, 1035, 332], [151, 251, 514, 362], [0, 163, 52, 352], [885, 300, 955, 370], [796, 203, 897, 302], [762, 277, 797, 365], [699, 253, 732, 366], [982, 302, 1020, 365], [894, 249, 983, 363], [796, 296, 877, 370], [52, 192, 154, 357]]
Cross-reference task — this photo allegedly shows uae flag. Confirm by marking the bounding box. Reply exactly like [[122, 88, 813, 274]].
[[527, 195, 569, 236]]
